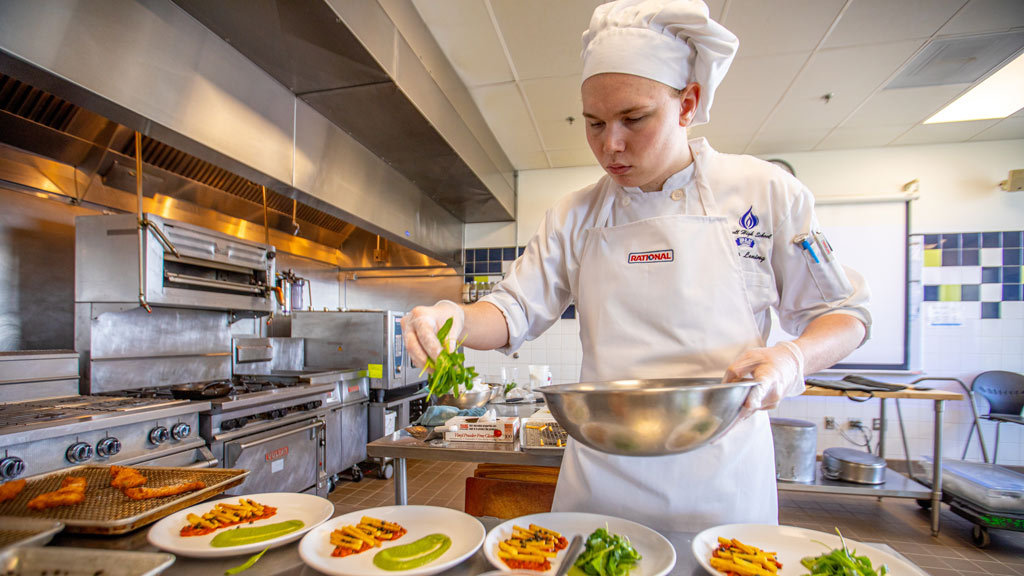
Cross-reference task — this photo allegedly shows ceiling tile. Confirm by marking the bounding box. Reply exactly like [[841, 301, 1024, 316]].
[[546, 147, 598, 168], [412, 0, 513, 87], [817, 126, 911, 149], [520, 75, 586, 151], [747, 127, 832, 155], [491, 0, 602, 80], [711, 53, 807, 133], [721, 0, 845, 57], [824, 0, 968, 48], [509, 149, 554, 170], [969, 116, 1024, 142], [469, 83, 546, 164], [891, 119, 998, 145], [765, 40, 925, 131], [939, 0, 1024, 35], [843, 84, 968, 128]]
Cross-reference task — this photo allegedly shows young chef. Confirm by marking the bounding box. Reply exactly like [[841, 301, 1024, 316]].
[[403, 0, 870, 531]]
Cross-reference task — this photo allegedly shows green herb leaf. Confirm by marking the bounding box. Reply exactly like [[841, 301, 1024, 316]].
[[425, 316, 478, 400]]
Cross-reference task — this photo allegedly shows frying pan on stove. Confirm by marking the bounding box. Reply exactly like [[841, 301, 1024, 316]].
[[170, 380, 233, 400]]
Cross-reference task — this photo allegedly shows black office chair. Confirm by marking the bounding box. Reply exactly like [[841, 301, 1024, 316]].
[[961, 370, 1024, 464]]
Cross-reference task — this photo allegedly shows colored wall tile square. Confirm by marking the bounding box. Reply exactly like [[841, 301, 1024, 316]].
[[923, 249, 941, 267], [923, 285, 939, 301], [489, 248, 502, 260], [982, 267, 1002, 283], [938, 285, 961, 301], [1004, 231, 1023, 248], [489, 262, 500, 273], [1004, 284, 1022, 301], [1004, 248, 1023, 266], [982, 232, 1002, 248], [464, 250, 474, 263], [961, 249, 979, 266], [961, 233, 980, 249], [518, 246, 526, 256], [982, 302, 1001, 319], [475, 248, 488, 261], [981, 284, 1003, 302], [941, 233, 961, 249], [980, 248, 1003, 267], [1004, 266, 1022, 284], [502, 247, 515, 261], [941, 250, 961, 266], [923, 234, 940, 248], [560, 305, 576, 320], [961, 284, 980, 301], [465, 263, 476, 274]]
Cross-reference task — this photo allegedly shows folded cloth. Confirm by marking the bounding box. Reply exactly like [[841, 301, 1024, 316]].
[[415, 405, 486, 427]]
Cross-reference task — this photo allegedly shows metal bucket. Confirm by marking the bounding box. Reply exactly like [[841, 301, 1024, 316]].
[[770, 418, 817, 483]]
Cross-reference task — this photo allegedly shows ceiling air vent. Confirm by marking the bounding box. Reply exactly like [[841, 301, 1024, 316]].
[[886, 30, 1024, 90]]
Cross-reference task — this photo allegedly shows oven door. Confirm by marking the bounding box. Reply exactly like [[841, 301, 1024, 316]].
[[133, 445, 219, 469], [223, 417, 327, 496]]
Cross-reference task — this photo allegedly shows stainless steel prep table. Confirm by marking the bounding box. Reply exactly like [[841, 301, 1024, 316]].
[[47, 515, 921, 575], [367, 430, 563, 506]]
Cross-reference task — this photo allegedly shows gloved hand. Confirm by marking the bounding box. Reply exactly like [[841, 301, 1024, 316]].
[[724, 340, 805, 420], [402, 300, 465, 373]]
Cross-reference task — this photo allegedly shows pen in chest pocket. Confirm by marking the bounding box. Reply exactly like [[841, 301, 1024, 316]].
[[793, 234, 820, 263]]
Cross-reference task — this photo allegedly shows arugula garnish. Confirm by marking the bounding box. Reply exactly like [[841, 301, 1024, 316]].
[[422, 317, 479, 400], [574, 526, 641, 576], [800, 530, 889, 576]]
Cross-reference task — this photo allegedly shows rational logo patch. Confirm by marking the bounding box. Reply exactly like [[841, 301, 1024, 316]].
[[628, 249, 674, 264]]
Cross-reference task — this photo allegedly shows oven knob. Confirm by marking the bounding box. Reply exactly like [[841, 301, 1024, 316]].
[[171, 423, 192, 440], [149, 426, 170, 445], [66, 442, 93, 464], [96, 437, 122, 458], [0, 456, 25, 480]]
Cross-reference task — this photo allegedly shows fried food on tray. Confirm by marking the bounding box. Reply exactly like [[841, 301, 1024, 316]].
[[109, 465, 147, 489], [180, 497, 276, 537], [709, 536, 782, 576], [497, 523, 568, 571], [0, 478, 26, 503], [27, 476, 87, 510], [122, 480, 205, 501], [330, 516, 407, 557]]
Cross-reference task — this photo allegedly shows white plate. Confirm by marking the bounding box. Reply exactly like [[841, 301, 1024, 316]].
[[692, 523, 928, 576], [147, 492, 333, 558], [298, 505, 486, 576], [483, 512, 676, 576]]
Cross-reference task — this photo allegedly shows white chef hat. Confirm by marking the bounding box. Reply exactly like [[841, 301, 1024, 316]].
[[581, 0, 739, 126]]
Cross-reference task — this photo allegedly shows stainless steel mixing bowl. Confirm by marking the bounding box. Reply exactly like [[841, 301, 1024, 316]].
[[539, 378, 759, 456], [432, 387, 492, 409]]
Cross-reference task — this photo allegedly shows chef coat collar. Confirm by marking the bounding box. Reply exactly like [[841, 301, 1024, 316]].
[[621, 161, 696, 195]]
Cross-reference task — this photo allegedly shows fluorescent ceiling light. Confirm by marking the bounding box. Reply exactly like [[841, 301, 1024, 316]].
[[924, 52, 1024, 124]]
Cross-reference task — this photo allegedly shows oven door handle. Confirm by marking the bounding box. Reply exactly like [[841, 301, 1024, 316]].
[[185, 446, 220, 469], [236, 420, 324, 452]]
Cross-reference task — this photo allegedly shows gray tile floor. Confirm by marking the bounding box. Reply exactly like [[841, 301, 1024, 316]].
[[328, 460, 1024, 576]]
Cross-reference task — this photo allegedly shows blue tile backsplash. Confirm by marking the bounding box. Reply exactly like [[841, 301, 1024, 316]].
[[920, 229, 1024, 319], [467, 245, 576, 319]]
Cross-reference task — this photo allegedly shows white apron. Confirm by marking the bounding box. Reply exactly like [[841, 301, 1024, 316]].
[[551, 141, 778, 532]]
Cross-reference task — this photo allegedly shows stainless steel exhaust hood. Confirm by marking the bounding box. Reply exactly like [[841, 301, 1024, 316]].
[[0, 0, 517, 266]]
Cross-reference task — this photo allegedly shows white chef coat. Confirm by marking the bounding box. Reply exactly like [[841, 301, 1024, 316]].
[[482, 138, 871, 354], [479, 137, 870, 529]]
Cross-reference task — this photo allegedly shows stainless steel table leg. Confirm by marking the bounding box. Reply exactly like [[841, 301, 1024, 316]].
[[931, 399, 945, 536], [395, 457, 408, 505]]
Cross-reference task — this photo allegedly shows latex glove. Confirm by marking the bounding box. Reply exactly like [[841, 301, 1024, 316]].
[[402, 300, 465, 373], [724, 340, 805, 420]]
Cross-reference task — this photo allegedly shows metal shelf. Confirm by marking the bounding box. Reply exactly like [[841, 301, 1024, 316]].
[[778, 467, 930, 498]]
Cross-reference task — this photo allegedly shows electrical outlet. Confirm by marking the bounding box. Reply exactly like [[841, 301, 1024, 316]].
[[848, 418, 863, 429], [872, 418, 882, 430], [824, 417, 836, 430]]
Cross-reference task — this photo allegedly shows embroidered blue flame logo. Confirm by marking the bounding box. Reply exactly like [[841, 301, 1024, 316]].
[[739, 206, 759, 230]]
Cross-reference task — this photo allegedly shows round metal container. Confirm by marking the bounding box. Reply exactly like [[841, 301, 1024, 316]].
[[822, 447, 887, 484], [432, 388, 491, 409], [770, 417, 817, 483], [539, 378, 758, 457]]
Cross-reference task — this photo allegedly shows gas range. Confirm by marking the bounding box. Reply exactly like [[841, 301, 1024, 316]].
[[0, 395, 211, 481]]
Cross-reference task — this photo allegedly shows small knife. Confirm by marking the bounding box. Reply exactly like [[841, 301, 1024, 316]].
[[555, 535, 583, 576]]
